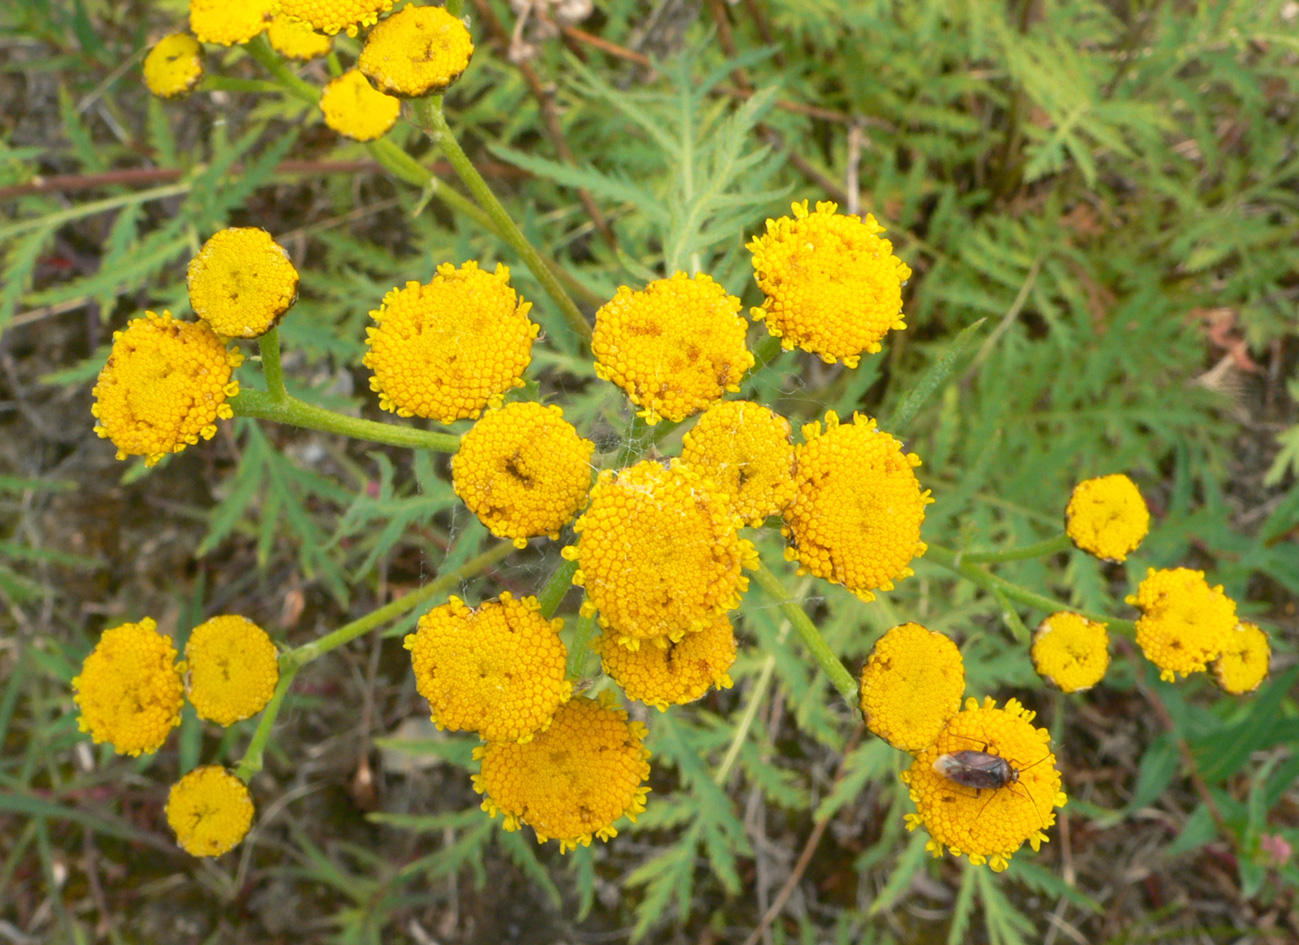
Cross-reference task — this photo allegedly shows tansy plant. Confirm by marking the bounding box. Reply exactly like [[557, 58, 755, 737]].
[[60, 0, 1284, 934]]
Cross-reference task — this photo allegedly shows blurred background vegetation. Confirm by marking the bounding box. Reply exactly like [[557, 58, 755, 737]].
[[1, 0, 1297, 942]]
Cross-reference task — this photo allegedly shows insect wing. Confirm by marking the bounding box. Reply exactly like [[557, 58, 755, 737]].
[[933, 750, 1013, 790]]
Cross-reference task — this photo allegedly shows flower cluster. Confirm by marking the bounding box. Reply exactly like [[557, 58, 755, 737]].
[[405, 594, 571, 743], [364, 262, 538, 423], [1127, 567, 1238, 681], [452, 402, 595, 548], [748, 200, 911, 367], [592, 272, 754, 425], [563, 460, 757, 650], [783, 411, 931, 602], [1065, 474, 1150, 563]]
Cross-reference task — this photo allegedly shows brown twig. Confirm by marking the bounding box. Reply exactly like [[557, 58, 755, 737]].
[[741, 723, 866, 945], [470, 0, 617, 249], [741, 0, 785, 68]]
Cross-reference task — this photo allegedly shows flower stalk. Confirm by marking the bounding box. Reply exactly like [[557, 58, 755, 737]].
[[230, 389, 461, 452], [258, 327, 287, 402]]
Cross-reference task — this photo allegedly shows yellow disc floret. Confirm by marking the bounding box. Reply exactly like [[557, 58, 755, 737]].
[[1065, 474, 1150, 563], [320, 70, 400, 142], [165, 766, 255, 857], [91, 311, 243, 467], [358, 4, 474, 97], [143, 34, 204, 99], [562, 459, 757, 650], [859, 622, 964, 752], [363, 262, 538, 423], [748, 200, 911, 368], [1031, 612, 1109, 693], [597, 615, 737, 711], [452, 402, 595, 548], [680, 400, 796, 525], [901, 697, 1067, 873], [472, 691, 651, 852], [279, 0, 394, 37], [405, 593, 571, 744], [1212, 621, 1270, 694], [592, 272, 755, 425], [185, 615, 280, 726], [189, 0, 274, 46], [266, 14, 332, 59], [72, 619, 184, 757], [783, 411, 931, 602], [1126, 568, 1237, 681], [187, 228, 299, 338]]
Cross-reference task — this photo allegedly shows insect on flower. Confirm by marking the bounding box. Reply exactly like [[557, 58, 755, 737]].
[[932, 734, 1051, 827]]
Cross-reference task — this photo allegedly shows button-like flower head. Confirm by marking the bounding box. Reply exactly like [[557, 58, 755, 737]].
[[859, 622, 964, 752], [1212, 621, 1270, 694], [1065, 474, 1150, 563], [1126, 567, 1237, 681], [185, 615, 280, 725], [1030, 612, 1109, 693], [359, 5, 473, 96], [680, 400, 796, 525], [189, 0, 274, 46], [72, 618, 184, 756], [596, 615, 737, 711], [266, 14, 333, 59], [166, 766, 255, 857], [319, 70, 401, 141], [187, 228, 299, 338], [279, 0, 394, 37], [143, 34, 204, 99]]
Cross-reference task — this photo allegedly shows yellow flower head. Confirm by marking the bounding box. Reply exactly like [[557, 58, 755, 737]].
[[680, 400, 796, 526], [1212, 621, 1270, 695], [901, 697, 1067, 873], [91, 311, 243, 467], [1126, 568, 1237, 681], [783, 411, 931, 602], [358, 4, 474, 97], [187, 228, 299, 338], [1030, 612, 1109, 693], [143, 34, 204, 99], [72, 618, 184, 756], [452, 402, 595, 549], [266, 13, 332, 59], [596, 615, 737, 711], [859, 622, 964, 752], [592, 272, 755, 425], [1065, 474, 1150, 563], [562, 459, 758, 650], [189, 0, 274, 46], [279, 0, 394, 37], [319, 70, 401, 142], [166, 766, 254, 857], [405, 593, 571, 743], [184, 615, 279, 726], [472, 690, 651, 852], [748, 200, 911, 368], [363, 262, 537, 423]]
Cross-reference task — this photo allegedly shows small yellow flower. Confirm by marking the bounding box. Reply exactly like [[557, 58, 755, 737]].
[[72, 619, 184, 757], [562, 460, 757, 651], [901, 697, 1067, 873], [189, 0, 274, 46], [91, 311, 243, 467], [472, 691, 651, 852], [1065, 474, 1150, 563], [680, 400, 796, 525], [596, 615, 737, 711], [166, 766, 255, 857], [266, 13, 332, 59], [185, 615, 279, 726], [187, 228, 299, 338], [1126, 568, 1237, 682], [143, 34, 204, 99], [452, 402, 594, 548], [1031, 612, 1109, 693], [319, 70, 401, 142], [1212, 621, 1270, 694], [358, 4, 474, 97], [783, 411, 931, 603], [363, 262, 538, 423], [592, 272, 754, 425], [405, 594, 571, 744], [859, 622, 964, 752], [748, 200, 911, 368]]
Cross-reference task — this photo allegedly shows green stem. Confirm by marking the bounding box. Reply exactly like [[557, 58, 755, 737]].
[[200, 76, 283, 94], [410, 98, 593, 343], [960, 532, 1073, 565], [234, 664, 298, 783], [258, 327, 287, 401], [613, 413, 652, 468], [923, 543, 1134, 633], [750, 562, 859, 706], [566, 612, 599, 680], [713, 651, 778, 786], [243, 34, 320, 104], [230, 389, 460, 452], [537, 558, 579, 619]]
